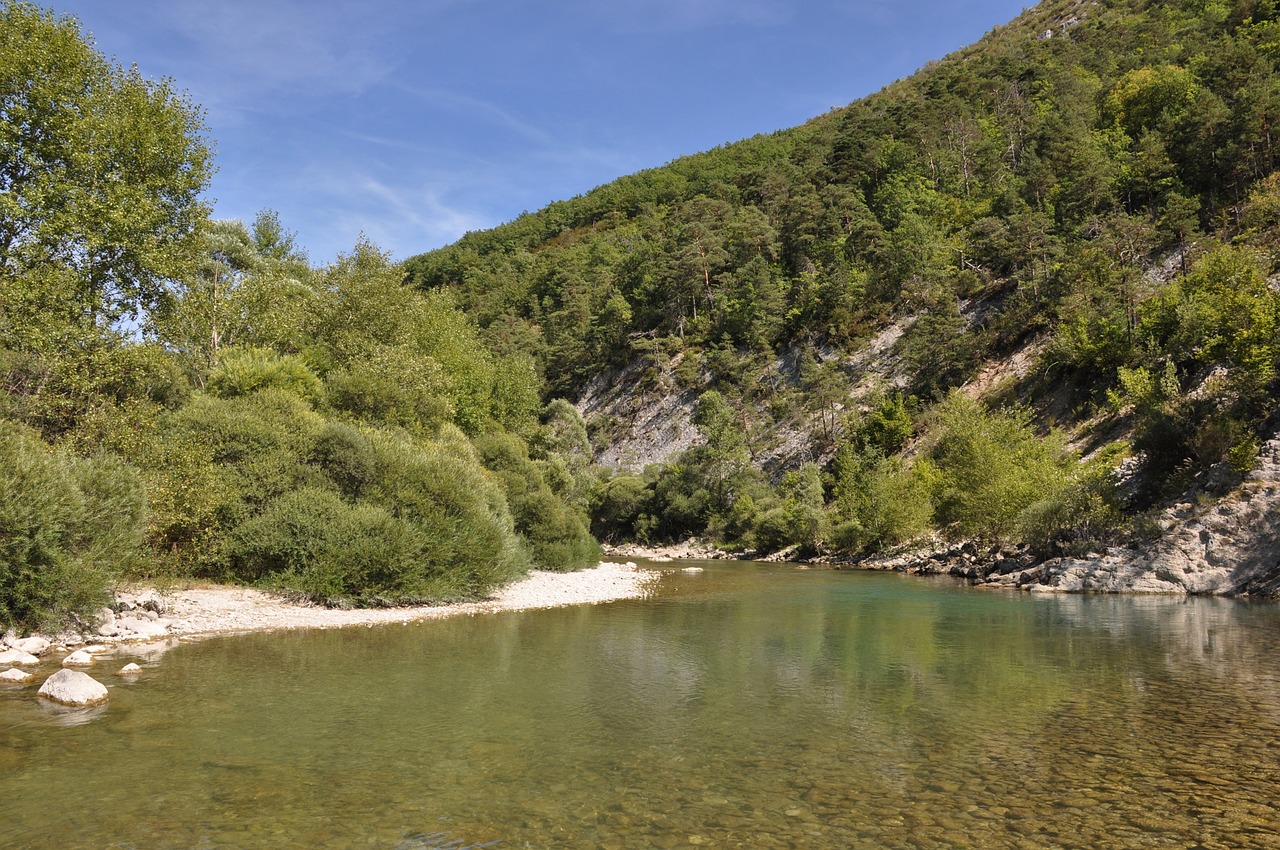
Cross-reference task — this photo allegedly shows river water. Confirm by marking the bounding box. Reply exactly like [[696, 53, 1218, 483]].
[[2, 562, 1279, 849]]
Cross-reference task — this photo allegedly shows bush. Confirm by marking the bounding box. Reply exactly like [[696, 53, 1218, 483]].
[[225, 487, 426, 605], [0, 425, 144, 631], [474, 431, 601, 570], [207, 347, 323, 403], [588, 475, 653, 542], [929, 393, 1076, 542], [224, 427, 533, 604]]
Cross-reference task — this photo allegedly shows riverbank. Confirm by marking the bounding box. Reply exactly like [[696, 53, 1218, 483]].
[[36, 561, 659, 646]]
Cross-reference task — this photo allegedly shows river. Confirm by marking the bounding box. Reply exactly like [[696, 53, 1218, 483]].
[[2, 562, 1279, 848]]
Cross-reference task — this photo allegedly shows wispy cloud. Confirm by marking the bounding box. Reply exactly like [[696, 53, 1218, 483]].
[[392, 85, 557, 147]]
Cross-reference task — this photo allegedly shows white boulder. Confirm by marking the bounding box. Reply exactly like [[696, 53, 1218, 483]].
[[38, 669, 109, 706], [0, 649, 41, 666], [117, 618, 171, 638], [0, 668, 32, 683], [118, 663, 142, 675], [62, 650, 94, 666], [80, 644, 110, 654], [12, 636, 50, 656]]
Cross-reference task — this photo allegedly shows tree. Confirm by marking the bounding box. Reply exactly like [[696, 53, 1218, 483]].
[[0, 2, 212, 332]]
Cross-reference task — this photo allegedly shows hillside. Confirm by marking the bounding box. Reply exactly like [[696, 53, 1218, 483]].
[[404, 0, 1280, 591]]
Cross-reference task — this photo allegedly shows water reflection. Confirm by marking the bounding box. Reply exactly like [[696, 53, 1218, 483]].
[[0, 566, 1278, 849]]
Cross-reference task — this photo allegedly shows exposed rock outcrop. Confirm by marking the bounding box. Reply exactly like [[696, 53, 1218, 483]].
[[981, 434, 1280, 596]]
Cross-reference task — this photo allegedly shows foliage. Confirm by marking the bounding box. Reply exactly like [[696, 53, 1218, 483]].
[[0, 2, 211, 329], [928, 394, 1076, 543], [473, 431, 600, 570], [0, 424, 143, 631]]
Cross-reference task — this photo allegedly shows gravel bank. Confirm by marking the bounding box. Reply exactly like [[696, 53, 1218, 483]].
[[93, 562, 658, 642]]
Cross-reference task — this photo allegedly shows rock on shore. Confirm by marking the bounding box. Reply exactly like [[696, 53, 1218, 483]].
[[981, 433, 1280, 596]]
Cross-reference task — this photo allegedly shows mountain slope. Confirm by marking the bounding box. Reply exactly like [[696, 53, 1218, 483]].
[[404, 0, 1280, 592]]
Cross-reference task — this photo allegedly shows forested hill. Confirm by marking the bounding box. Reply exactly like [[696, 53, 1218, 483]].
[[404, 0, 1280, 565]]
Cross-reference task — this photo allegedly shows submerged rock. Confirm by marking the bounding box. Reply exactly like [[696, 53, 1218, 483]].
[[38, 669, 109, 706], [0, 668, 33, 683]]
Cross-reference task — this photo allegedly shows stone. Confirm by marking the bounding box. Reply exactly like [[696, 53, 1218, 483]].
[[96, 624, 120, 637], [681, 566, 704, 573], [38, 669, 109, 706], [136, 590, 167, 616], [80, 644, 110, 654], [0, 649, 41, 666], [96, 606, 116, 625], [118, 618, 171, 638], [0, 668, 32, 683], [62, 650, 94, 666], [118, 663, 143, 675], [12, 636, 50, 656]]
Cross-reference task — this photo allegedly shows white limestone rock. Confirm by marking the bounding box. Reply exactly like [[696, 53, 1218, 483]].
[[118, 663, 143, 675], [38, 669, 109, 706], [0, 649, 41, 666], [0, 668, 33, 683], [62, 650, 94, 666], [12, 636, 50, 656], [117, 618, 172, 638]]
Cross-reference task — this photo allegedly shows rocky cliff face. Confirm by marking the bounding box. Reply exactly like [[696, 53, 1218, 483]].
[[982, 432, 1280, 597]]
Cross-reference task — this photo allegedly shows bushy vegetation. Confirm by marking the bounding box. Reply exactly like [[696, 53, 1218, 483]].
[[9, 0, 1280, 628], [0, 425, 144, 631], [0, 3, 597, 630]]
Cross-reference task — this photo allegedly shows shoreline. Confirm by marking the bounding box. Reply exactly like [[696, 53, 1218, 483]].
[[45, 561, 659, 647]]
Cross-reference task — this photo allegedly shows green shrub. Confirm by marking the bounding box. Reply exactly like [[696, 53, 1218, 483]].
[[474, 431, 601, 570], [588, 474, 653, 542], [0, 425, 144, 631], [307, 422, 379, 499], [929, 393, 1076, 542], [225, 487, 427, 605], [207, 347, 323, 403], [324, 344, 454, 432]]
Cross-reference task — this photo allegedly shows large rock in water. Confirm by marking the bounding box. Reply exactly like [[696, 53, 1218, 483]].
[[12, 637, 50, 656], [0, 668, 33, 683], [38, 669, 109, 706], [0, 649, 41, 666]]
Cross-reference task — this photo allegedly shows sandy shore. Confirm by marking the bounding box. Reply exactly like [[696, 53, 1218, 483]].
[[88, 561, 658, 643]]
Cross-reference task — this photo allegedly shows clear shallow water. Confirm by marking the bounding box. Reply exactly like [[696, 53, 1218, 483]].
[[3, 563, 1280, 849]]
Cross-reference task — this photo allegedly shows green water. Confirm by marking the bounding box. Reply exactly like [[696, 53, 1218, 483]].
[[3, 563, 1280, 849]]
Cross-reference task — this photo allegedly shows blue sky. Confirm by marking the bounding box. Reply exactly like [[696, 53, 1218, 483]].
[[53, 0, 1032, 263]]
